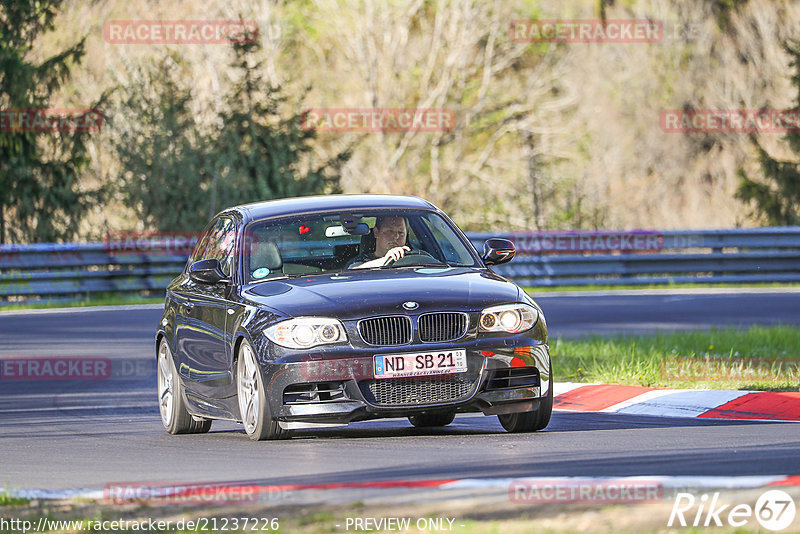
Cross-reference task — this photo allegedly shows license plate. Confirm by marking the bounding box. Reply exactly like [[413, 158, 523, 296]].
[[374, 349, 467, 378]]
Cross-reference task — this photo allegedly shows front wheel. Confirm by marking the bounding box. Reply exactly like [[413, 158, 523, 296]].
[[157, 338, 211, 434], [236, 340, 291, 441], [498, 372, 553, 433]]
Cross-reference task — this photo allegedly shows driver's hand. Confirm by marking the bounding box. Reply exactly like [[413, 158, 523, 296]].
[[382, 246, 410, 264]]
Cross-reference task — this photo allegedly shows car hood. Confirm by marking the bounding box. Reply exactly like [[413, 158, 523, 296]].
[[243, 267, 521, 319]]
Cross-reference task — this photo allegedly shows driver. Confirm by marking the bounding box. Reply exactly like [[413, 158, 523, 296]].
[[348, 216, 410, 269]]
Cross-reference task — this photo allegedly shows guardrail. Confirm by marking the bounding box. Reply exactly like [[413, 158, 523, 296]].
[[468, 227, 800, 287], [0, 242, 187, 302], [1, 227, 799, 302]]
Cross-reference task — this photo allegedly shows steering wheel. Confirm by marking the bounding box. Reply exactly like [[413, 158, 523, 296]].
[[383, 249, 443, 267]]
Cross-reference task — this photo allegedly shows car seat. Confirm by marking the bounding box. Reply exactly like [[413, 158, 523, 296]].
[[359, 231, 376, 256], [250, 241, 283, 275]]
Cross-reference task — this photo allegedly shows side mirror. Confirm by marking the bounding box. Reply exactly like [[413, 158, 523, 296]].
[[482, 238, 516, 266], [188, 259, 230, 285]]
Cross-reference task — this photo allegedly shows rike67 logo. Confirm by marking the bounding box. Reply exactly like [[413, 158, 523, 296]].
[[669, 489, 796, 531]]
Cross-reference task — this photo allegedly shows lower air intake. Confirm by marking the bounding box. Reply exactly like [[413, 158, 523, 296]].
[[360, 375, 476, 406]]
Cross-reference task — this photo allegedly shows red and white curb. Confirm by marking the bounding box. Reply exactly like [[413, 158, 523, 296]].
[[441, 474, 800, 491], [553, 383, 800, 421], [8, 384, 799, 502]]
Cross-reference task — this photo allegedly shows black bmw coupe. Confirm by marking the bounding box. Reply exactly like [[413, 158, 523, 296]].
[[156, 195, 552, 440]]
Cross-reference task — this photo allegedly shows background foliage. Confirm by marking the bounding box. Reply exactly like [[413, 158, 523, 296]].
[[0, 0, 105, 243]]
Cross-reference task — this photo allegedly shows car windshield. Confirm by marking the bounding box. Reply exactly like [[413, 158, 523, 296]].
[[242, 209, 479, 283]]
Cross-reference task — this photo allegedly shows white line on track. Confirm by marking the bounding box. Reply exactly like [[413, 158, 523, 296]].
[[0, 303, 164, 316], [528, 287, 800, 298]]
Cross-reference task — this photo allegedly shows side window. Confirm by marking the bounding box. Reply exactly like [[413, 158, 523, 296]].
[[422, 215, 474, 265], [204, 217, 237, 276], [189, 221, 216, 265], [190, 217, 236, 276], [406, 225, 422, 250]]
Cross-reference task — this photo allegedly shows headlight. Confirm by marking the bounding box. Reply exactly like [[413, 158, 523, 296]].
[[479, 304, 538, 333], [264, 317, 347, 349]]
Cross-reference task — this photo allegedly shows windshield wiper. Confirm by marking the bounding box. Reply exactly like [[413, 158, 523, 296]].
[[251, 272, 317, 283], [379, 262, 450, 269]]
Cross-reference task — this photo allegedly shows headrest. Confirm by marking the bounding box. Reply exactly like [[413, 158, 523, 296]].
[[250, 241, 282, 271], [360, 231, 376, 255]]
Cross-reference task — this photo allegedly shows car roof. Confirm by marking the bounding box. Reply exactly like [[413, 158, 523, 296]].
[[226, 194, 440, 223]]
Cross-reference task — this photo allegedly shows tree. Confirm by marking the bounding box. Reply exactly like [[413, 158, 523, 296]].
[[210, 40, 348, 211], [736, 41, 800, 226], [113, 40, 348, 232], [297, 0, 572, 230], [112, 54, 211, 232], [0, 0, 103, 243]]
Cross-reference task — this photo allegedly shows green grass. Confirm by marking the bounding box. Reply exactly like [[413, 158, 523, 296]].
[[524, 281, 800, 293], [0, 293, 164, 311], [0, 490, 30, 506], [551, 325, 800, 391]]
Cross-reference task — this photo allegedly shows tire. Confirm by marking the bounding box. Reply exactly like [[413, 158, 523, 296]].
[[236, 339, 291, 441], [408, 411, 456, 428], [157, 338, 212, 434], [498, 370, 553, 433]]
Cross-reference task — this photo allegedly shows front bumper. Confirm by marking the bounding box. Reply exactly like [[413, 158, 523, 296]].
[[262, 344, 550, 426]]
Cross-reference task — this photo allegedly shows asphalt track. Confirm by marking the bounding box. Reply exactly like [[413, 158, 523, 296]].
[[1, 289, 799, 492]]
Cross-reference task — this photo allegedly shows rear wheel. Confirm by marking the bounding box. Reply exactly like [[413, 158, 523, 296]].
[[237, 340, 291, 441], [498, 371, 553, 433], [408, 411, 456, 427], [157, 338, 211, 434]]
